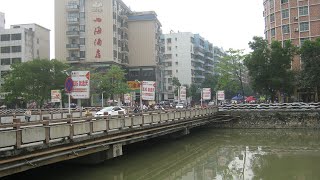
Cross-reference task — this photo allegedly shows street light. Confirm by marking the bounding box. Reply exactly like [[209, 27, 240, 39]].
[[135, 80, 143, 111]]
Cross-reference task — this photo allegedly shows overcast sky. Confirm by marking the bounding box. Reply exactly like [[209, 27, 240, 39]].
[[0, 0, 265, 59]]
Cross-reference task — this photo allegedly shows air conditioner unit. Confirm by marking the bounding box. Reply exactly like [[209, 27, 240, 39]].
[[294, 28, 299, 32], [294, 17, 299, 20]]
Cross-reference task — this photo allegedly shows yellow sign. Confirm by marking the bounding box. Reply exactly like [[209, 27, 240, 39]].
[[127, 81, 140, 90]]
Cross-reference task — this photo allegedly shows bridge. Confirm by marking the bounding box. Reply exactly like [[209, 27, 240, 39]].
[[0, 107, 234, 178]]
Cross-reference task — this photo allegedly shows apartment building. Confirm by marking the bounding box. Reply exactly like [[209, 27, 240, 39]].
[[0, 12, 4, 30], [55, 0, 164, 101], [0, 24, 50, 82], [162, 32, 215, 100], [55, 0, 131, 65], [263, 0, 320, 70], [126, 11, 164, 101]]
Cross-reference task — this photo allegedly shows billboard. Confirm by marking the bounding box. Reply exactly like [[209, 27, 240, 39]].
[[202, 88, 211, 100], [127, 81, 140, 90], [124, 93, 131, 104], [180, 86, 187, 101], [51, 90, 61, 103], [217, 91, 225, 101], [71, 71, 90, 99], [142, 81, 156, 101]]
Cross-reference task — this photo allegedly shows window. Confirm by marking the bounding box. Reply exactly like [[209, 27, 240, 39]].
[[37, 38, 39, 44], [176, 54, 178, 57], [1, 34, 10, 41], [167, 46, 171, 51], [175, 62, 178, 65], [80, 25, 85, 32], [175, 38, 177, 41], [271, 28, 275, 37], [281, 0, 288, 4], [80, 38, 85, 45], [12, 58, 21, 64], [176, 70, 178, 73], [282, 9, 289, 19], [175, 46, 178, 49], [299, 6, 308, 16], [300, 22, 309, 32], [270, 13, 275, 22], [168, 78, 172, 84], [1, 46, 10, 53], [167, 38, 171, 44], [1, 58, 10, 65], [113, 50, 118, 58], [12, 46, 21, 53], [269, 0, 274, 8], [11, 33, 21, 40], [168, 86, 172, 91], [80, 51, 85, 58], [282, 25, 290, 34]]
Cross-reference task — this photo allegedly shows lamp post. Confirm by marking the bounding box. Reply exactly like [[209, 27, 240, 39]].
[[135, 80, 143, 111]]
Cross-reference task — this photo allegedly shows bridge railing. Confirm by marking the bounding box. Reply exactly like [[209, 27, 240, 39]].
[[0, 107, 218, 152]]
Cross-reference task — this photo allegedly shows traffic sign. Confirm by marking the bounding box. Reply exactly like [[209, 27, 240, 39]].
[[65, 77, 73, 93]]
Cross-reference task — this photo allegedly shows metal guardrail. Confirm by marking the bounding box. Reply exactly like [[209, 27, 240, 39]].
[[219, 103, 320, 111]]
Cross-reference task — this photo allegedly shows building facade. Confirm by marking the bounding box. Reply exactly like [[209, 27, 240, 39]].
[[55, 0, 164, 101], [0, 24, 50, 84], [263, 0, 320, 70], [0, 12, 5, 30], [162, 32, 215, 100], [55, 0, 131, 65]]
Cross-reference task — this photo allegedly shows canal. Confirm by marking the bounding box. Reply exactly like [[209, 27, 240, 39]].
[[3, 128, 320, 179]]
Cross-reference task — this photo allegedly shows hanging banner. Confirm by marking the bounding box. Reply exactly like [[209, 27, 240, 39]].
[[180, 86, 187, 101], [202, 88, 211, 100], [142, 81, 156, 101], [51, 90, 61, 103], [217, 90, 225, 101], [71, 71, 90, 99]]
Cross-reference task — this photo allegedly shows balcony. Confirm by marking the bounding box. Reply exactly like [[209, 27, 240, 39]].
[[66, 31, 80, 37], [66, 4, 80, 11], [119, 12, 128, 19], [67, 56, 80, 62], [205, 63, 214, 68], [66, 44, 80, 49], [194, 66, 205, 71], [67, 18, 79, 24]]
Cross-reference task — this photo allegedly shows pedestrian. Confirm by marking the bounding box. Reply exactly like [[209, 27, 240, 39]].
[[24, 109, 32, 122]]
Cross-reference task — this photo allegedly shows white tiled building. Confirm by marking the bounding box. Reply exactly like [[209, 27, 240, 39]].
[[0, 12, 5, 30], [162, 32, 215, 100]]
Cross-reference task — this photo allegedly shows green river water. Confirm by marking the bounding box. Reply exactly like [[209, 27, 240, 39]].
[[4, 128, 320, 180]]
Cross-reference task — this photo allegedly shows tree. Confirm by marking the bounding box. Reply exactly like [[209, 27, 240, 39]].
[[91, 65, 129, 103], [215, 49, 246, 99], [244, 36, 296, 101], [202, 74, 218, 99], [2, 59, 69, 108], [299, 38, 320, 102], [172, 77, 181, 96]]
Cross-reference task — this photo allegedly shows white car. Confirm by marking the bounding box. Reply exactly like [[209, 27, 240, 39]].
[[94, 106, 126, 117], [175, 103, 185, 109]]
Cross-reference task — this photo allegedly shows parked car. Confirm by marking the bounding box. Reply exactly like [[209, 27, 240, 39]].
[[94, 106, 126, 117]]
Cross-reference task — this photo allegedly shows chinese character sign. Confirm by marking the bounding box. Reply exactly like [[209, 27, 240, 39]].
[[71, 71, 90, 99], [142, 81, 156, 101], [51, 90, 61, 103], [127, 81, 140, 90], [202, 88, 211, 100], [217, 91, 225, 101], [180, 86, 187, 101]]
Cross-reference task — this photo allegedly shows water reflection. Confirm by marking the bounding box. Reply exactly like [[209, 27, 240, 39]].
[[5, 129, 320, 180]]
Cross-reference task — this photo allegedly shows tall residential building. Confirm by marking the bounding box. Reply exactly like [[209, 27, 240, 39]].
[[162, 32, 215, 100], [0, 24, 50, 82], [55, 0, 164, 101], [55, 0, 131, 65], [126, 11, 164, 101], [263, 0, 320, 70], [0, 12, 5, 30]]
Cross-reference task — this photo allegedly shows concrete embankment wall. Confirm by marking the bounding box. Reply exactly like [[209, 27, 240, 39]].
[[214, 111, 320, 129]]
